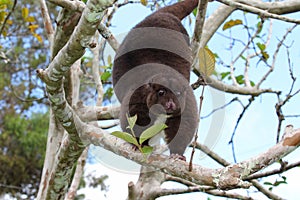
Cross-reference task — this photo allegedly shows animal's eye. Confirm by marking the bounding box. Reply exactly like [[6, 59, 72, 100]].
[[157, 89, 166, 96]]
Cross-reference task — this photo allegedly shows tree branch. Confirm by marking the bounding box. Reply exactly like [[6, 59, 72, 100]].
[[246, 160, 300, 180], [74, 103, 120, 121], [36, 0, 115, 199], [217, 0, 300, 24], [39, 0, 54, 43], [83, 122, 300, 190], [236, 0, 300, 15]]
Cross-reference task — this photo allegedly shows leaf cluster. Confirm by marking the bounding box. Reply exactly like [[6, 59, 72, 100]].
[[0, 112, 48, 199], [112, 115, 167, 155]]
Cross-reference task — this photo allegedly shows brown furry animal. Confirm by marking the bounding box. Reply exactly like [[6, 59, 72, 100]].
[[113, 0, 199, 160]]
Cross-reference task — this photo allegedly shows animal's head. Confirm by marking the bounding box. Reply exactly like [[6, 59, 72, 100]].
[[146, 75, 187, 116]]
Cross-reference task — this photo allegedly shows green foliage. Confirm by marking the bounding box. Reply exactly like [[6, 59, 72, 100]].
[[220, 73, 255, 86], [75, 174, 109, 200], [235, 74, 245, 85], [103, 87, 114, 100], [0, 112, 48, 199], [111, 115, 167, 155], [0, 0, 53, 118], [220, 72, 230, 80], [139, 123, 167, 144], [100, 57, 112, 82], [264, 176, 287, 191], [80, 54, 114, 102], [111, 131, 140, 146], [256, 42, 269, 60]]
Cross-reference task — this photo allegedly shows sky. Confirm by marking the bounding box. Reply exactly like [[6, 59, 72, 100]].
[[78, 1, 300, 199]]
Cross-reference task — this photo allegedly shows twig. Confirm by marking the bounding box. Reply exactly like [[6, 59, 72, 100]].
[[250, 180, 283, 200], [189, 85, 206, 171], [286, 47, 296, 95], [285, 114, 300, 118], [91, 33, 104, 106], [275, 87, 300, 142], [257, 24, 297, 88], [39, 0, 54, 43], [194, 142, 230, 166], [201, 97, 239, 119], [9, 84, 47, 103], [229, 96, 255, 163], [245, 160, 300, 180]]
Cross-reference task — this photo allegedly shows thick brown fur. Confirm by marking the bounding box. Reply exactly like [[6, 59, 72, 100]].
[[113, 0, 199, 158]]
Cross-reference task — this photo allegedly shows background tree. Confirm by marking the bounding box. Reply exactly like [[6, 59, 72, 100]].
[[0, 0, 52, 198], [1, 0, 300, 199]]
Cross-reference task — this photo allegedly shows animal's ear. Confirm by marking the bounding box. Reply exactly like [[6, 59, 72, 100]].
[[145, 82, 153, 90], [146, 77, 155, 89]]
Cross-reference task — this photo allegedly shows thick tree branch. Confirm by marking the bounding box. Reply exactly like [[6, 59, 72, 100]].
[[192, 0, 209, 48], [74, 103, 120, 121], [65, 147, 89, 200], [48, 0, 120, 52], [36, 0, 115, 199], [198, 74, 281, 96], [48, 0, 85, 12], [194, 141, 291, 200], [82, 122, 300, 190]]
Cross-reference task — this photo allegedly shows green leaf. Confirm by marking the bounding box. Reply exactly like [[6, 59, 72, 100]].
[[240, 55, 246, 61], [192, 8, 197, 16], [220, 72, 230, 80], [256, 21, 263, 34], [104, 87, 114, 100], [274, 181, 287, 186], [141, 146, 153, 154], [235, 75, 244, 85], [263, 182, 273, 186], [256, 42, 265, 51], [139, 123, 167, 144], [222, 19, 243, 31], [261, 51, 269, 60], [127, 114, 137, 130], [101, 71, 111, 81], [111, 131, 139, 146]]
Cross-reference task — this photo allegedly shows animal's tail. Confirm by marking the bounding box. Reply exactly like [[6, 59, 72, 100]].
[[156, 0, 199, 20]]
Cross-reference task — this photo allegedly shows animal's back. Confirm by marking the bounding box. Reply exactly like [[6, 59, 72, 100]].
[[113, 0, 197, 102]]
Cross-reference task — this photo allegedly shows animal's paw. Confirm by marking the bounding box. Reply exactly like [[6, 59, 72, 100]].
[[170, 154, 186, 161]]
